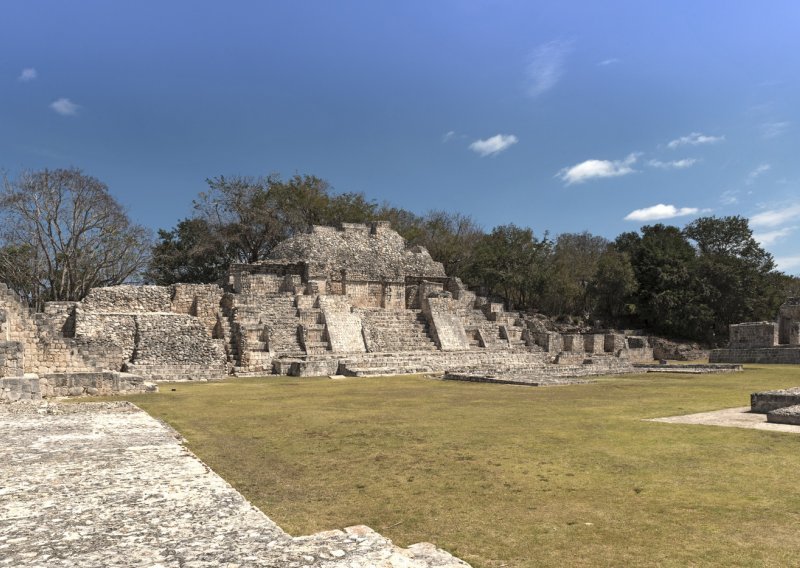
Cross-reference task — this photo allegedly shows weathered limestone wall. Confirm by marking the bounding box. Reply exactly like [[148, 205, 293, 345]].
[[625, 336, 654, 363], [1, 371, 154, 401], [0, 376, 40, 401], [0, 284, 39, 368], [710, 347, 800, 364], [74, 310, 137, 361], [82, 285, 173, 313], [318, 296, 365, 353], [779, 298, 800, 345], [533, 331, 563, 353], [583, 334, 606, 354], [0, 342, 24, 377], [171, 283, 224, 336], [729, 322, 778, 348], [123, 314, 227, 380]]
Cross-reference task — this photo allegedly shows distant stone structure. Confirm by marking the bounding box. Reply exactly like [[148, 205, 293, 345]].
[[710, 298, 800, 364], [0, 223, 649, 399]]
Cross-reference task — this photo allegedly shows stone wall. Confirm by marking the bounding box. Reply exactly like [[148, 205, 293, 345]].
[[171, 283, 224, 336], [779, 298, 800, 345], [0, 376, 40, 402], [123, 314, 227, 380], [710, 347, 800, 364], [74, 310, 138, 361], [729, 321, 778, 348], [0, 284, 39, 368], [0, 342, 24, 377], [82, 285, 173, 313]]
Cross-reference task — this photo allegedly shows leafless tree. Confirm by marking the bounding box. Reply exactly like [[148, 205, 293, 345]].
[[0, 168, 151, 309]]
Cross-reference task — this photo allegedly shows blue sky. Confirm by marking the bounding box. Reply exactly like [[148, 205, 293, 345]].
[[2, 1, 799, 273]]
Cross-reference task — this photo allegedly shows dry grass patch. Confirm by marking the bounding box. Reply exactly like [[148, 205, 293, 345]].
[[107, 365, 800, 567]]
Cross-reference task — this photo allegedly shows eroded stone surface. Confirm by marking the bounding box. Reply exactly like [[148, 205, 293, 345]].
[[0, 402, 469, 567]]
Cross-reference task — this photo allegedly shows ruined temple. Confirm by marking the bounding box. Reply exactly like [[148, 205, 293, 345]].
[[1, 222, 650, 400], [710, 298, 800, 364]]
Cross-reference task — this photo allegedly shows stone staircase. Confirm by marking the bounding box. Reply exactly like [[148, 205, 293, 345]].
[[296, 294, 330, 355], [230, 293, 305, 373], [358, 308, 437, 353], [459, 306, 528, 350]]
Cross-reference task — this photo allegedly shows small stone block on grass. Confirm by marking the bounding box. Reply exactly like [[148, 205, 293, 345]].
[[767, 404, 800, 426]]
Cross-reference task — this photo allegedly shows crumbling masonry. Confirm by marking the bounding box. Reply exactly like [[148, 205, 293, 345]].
[[1, 223, 650, 400], [710, 298, 800, 364]]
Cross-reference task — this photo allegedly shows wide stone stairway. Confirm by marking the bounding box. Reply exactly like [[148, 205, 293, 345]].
[[358, 308, 438, 353]]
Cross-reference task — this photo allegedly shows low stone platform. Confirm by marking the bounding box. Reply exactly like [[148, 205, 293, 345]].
[[710, 346, 800, 364], [442, 372, 592, 387], [632, 363, 743, 374], [750, 387, 800, 413], [767, 404, 800, 425], [0, 371, 156, 402], [0, 402, 468, 567]]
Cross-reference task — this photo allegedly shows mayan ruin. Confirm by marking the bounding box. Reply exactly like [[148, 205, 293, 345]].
[[5, 3, 800, 566], [710, 297, 800, 364], [1, 222, 657, 402]]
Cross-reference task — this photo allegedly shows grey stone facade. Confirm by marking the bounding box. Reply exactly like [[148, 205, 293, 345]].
[[1, 222, 649, 394], [710, 298, 800, 364]]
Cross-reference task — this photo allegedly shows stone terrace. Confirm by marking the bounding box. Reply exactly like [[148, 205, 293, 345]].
[[0, 402, 469, 568]]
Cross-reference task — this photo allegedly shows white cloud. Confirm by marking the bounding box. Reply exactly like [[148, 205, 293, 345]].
[[720, 189, 740, 205], [598, 58, 619, 66], [750, 204, 800, 228], [753, 226, 795, 246], [761, 121, 789, 139], [648, 158, 698, 169], [746, 163, 771, 184], [624, 204, 700, 222], [558, 153, 638, 185], [18, 68, 37, 81], [442, 131, 456, 143], [526, 40, 571, 98], [667, 132, 725, 149], [776, 255, 800, 273], [469, 134, 518, 157], [50, 98, 79, 116]]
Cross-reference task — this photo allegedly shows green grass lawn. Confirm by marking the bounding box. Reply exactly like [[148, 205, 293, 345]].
[[106, 365, 800, 567]]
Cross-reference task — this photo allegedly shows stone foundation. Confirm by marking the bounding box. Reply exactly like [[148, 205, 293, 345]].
[[751, 387, 800, 413], [710, 347, 800, 364]]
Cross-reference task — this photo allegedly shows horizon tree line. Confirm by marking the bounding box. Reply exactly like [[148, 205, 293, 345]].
[[1, 167, 798, 344]]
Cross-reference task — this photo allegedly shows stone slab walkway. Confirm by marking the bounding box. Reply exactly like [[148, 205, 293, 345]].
[[0, 402, 469, 567], [647, 406, 800, 434]]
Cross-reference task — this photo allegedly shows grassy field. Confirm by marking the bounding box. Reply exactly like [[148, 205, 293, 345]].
[[107, 366, 800, 567]]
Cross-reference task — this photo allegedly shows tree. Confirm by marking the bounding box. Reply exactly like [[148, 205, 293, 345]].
[[0, 168, 151, 309], [466, 224, 552, 310], [146, 218, 229, 285], [588, 247, 638, 323], [149, 173, 381, 284], [402, 210, 484, 280], [195, 175, 282, 264], [684, 216, 779, 343], [626, 224, 708, 338], [541, 232, 609, 317]]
